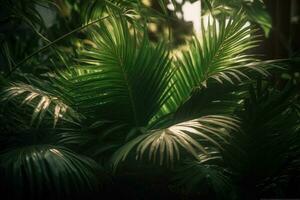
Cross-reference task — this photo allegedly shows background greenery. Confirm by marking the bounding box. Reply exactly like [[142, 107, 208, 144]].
[[0, 0, 299, 199]]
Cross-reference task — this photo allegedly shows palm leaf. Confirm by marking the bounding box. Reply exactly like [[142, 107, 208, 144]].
[[172, 81, 249, 123], [221, 81, 300, 195], [173, 156, 234, 199], [54, 14, 173, 127], [1, 81, 80, 127], [0, 145, 101, 199], [163, 12, 266, 115], [111, 115, 239, 169], [202, 0, 272, 37]]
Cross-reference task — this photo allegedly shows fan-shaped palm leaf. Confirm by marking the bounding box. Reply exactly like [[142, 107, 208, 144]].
[[1, 81, 80, 127], [173, 158, 234, 199], [0, 145, 101, 199], [112, 115, 239, 169]]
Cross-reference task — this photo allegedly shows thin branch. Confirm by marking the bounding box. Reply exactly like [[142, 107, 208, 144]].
[[5, 15, 111, 77]]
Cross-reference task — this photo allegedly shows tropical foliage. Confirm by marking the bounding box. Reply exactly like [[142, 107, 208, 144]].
[[0, 0, 299, 199]]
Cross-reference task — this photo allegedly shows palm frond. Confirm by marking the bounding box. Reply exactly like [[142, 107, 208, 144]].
[[172, 81, 249, 123], [1, 82, 79, 127], [112, 115, 239, 169], [0, 145, 101, 199], [172, 155, 234, 199], [221, 81, 300, 194], [202, 0, 272, 37], [55, 15, 173, 127], [165, 12, 266, 115]]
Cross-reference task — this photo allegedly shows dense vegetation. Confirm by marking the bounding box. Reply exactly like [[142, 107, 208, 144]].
[[0, 0, 299, 199]]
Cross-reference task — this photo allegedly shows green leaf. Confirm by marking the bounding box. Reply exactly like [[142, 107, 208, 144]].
[[0, 145, 101, 199], [173, 159, 234, 198], [1, 82, 80, 127], [162, 12, 266, 116], [56, 15, 173, 127], [111, 115, 239, 168]]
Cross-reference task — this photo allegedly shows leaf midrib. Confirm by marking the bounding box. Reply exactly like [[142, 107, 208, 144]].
[[115, 50, 139, 126]]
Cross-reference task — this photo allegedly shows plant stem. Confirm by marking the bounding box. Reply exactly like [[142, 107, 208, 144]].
[[5, 15, 111, 77]]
